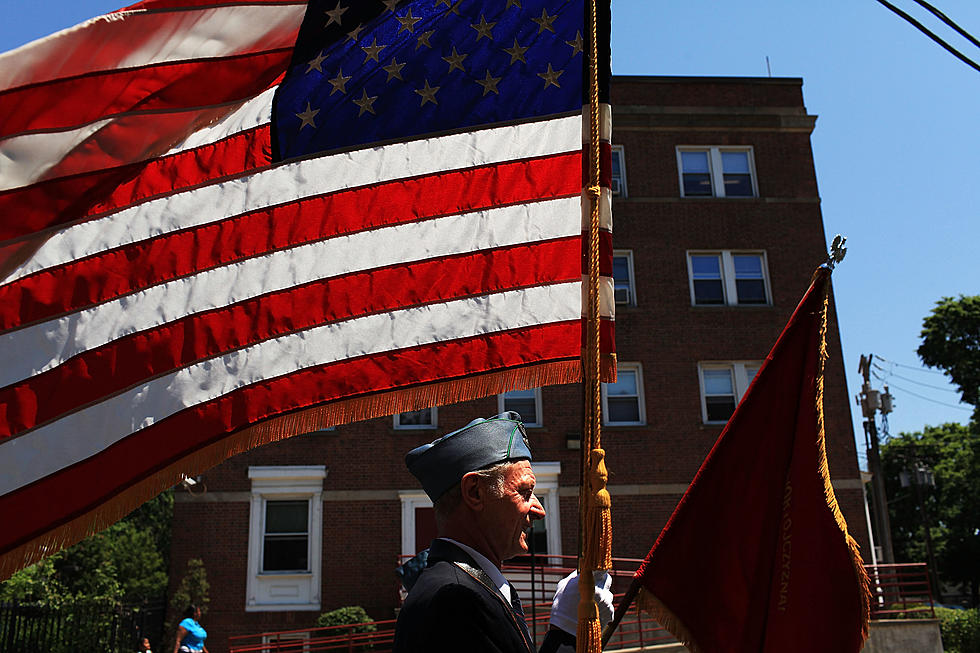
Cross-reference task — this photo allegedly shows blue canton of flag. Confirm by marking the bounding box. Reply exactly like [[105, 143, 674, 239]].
[[273, 0, 585, 159]]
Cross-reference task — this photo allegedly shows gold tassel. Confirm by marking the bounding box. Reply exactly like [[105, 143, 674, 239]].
[[582, 449, 613, 570], [576, 568, 603, 653]]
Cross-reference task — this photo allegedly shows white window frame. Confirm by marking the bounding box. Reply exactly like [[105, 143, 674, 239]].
[[246, 466, 326, 612], [394, 406, 438, 430], [262, 632, 310, 653], [399, 462, 563, 564], [601, 362, 646, 426], [610, 145, 627, 198], [687, 250, 771, 307], [676, 146, 757, 198], [497, 388, 543, 427], [698, 362, 762, 424], [612, 249, 636, 306]]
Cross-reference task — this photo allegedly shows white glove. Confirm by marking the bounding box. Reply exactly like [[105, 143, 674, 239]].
[[548, 570, 614, 635]]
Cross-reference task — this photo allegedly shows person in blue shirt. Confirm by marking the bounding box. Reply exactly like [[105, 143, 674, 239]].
[[173, 604, 208, 653]]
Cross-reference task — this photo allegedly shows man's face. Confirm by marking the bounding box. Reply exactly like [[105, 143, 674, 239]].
[[481, 460, 546, 563]]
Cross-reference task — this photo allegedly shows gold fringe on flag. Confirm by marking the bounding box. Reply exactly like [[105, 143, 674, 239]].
[[635, 588, 704, 653], [0, 360, 580, 581], [813, 274, 873, 644]]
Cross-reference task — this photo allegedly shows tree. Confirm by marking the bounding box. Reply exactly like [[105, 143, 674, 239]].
[[105, 520, 168, 603], [0, 534, 123, 606], [0, 489, 172, 606], [881, 423, 980, 607], [166, 558, 210, 645], [168, 557, 210, 617], [918, 295, 980, 420]]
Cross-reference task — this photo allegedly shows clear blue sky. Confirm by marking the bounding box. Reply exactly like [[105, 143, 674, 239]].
[[2, 0, 977, 468], [608, 0, 979, 467]]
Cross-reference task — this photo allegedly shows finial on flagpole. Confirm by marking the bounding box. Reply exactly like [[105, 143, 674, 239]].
[[826, 234, 847, 270]]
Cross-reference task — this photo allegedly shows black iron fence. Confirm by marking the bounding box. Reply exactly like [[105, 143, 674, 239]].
[[0, 599, 166, 653]]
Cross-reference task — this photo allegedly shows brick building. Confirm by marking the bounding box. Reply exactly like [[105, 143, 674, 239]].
[[168, 75, 869, 651]]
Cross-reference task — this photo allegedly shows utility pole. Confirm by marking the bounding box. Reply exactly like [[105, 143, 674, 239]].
[[858, 353, 896, 564]]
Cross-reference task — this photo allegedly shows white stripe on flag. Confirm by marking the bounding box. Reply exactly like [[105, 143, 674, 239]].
[[585, 277, 617, 321], [0, 119, 113, 191], [1, 197, 581, 385], [168, 86, 276, 154], [5, 115, 582, 283], [0, 281, 582, 496], [0, 3, 304, 93]]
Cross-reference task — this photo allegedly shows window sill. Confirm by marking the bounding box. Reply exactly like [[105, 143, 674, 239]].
[[245, 602, 321, 613], [679, 195, 759, 200], [689, 304, 773, 309]]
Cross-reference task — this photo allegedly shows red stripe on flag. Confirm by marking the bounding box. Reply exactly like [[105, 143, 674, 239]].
[[0, 238, 581, 437], [0, 125, 272, 242], [582, 318, 616, 354], [581, 141, 612, 189], [580, 230, 614, 276], [0, 322, 581, 554], [0, 50, 291, 139], [5, 107, 273, 220], [119, 0, 305, 11], [0, 151, 581, 330]]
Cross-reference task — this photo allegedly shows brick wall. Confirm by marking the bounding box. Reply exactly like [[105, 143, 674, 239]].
[[168, 75, 870, 651]]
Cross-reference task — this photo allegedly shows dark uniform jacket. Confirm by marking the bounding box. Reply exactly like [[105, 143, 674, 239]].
[[393, 539, 572, 653]]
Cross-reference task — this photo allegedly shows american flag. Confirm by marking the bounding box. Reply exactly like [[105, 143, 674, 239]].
[[0, 0, 612, 578]]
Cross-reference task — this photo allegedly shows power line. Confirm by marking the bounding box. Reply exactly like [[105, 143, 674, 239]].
[[874, 0, 980, 73], [873, 355, 948, 376], [912, 0, 980, 50], [872, 376, 973, 411], [872, 362, 959, 393]]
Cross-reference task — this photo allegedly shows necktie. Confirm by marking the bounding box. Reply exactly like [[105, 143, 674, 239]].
[[509, 585, 534, 650], [510, 586, 525, 617]]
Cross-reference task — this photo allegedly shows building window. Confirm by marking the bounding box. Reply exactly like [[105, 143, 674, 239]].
[[677, 147, 756, 198], [262, 500, 309, 572], [610, 145, 627, 197], [510, 517, 549, 566], [602, 362, 645, 426], [699, 362, 761, 423], [688, 251, 770, 306], [394, 407, 437, 430], [247, 466, 326, 611], [498, 388, 542, 427], [612, 250, 636, 306]]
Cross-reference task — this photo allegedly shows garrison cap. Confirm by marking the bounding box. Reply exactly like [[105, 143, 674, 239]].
[[405, 412, 532, 501]]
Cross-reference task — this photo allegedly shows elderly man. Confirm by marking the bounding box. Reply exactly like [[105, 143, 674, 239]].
[[393, 411, 612, 653]]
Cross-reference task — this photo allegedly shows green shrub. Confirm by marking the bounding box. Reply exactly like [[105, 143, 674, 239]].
[[937, 607, 980, 653], [315, 605, 376, 632], [315, 606, 377, 651]]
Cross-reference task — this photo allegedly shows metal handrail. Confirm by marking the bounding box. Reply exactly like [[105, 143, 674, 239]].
[[229, 560, 938, 651], [865, 562, 935, 619]]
